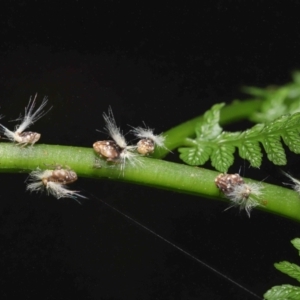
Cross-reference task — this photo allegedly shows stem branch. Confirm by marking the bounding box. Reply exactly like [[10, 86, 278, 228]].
[[0, 142, 299, 222]]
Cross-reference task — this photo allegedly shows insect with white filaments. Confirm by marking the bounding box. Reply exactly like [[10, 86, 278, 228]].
[[26, 165, 86, 202], [130, 124, 167, 155], [0, 94, 51, 146], [93, 107, 141, 173], [215, 173, 263, 217]]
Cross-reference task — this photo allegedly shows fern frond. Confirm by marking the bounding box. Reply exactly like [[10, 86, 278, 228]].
[[264, 284, 300, 300], [291, 238, 300, 256], [179, 104, 300, 172], [243, 71, 300, 123], [264, 238, 300, 300], [274, 261, 300, 283]]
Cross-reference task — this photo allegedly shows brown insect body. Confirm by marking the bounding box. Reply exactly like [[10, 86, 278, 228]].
[[0, 94, 51, 146], [27, 166, 84, 201], [48, 168, 77, 184], [93, 140, 122, 162], [15, 131, 41, 146], [40, 165, 78, 185], [137, 138, 155, 155], [215, 173, 244, 194]]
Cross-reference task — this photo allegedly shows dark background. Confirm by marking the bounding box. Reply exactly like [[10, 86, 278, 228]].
[[1, 2, 300, 299]]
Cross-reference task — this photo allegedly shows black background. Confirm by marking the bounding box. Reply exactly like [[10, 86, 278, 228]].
[[1, 2, 300, 300]]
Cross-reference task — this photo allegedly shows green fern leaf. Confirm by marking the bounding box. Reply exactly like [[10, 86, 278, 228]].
[[264, 284, 300, 300], [289, 101, 300, 115], [287, 110, 300, 127], [265, 238, 300, 299], [247, 72, 300, 123], [291, 238, 300, 255], [262, 135, 286, 165], [210, 144, 235, 173], [178, 103, 300, 172], [179, 145, 212, 165], [238, 126, 264, 167], [195, 103, 225, 139], [242, 86, 272, 97], [275, 261, 300, 283], [282, 130, 300, 153], [249, 88, 289, 123], [238, 140, 262, 168]]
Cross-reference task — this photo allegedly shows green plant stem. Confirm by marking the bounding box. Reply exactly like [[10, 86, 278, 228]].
[[154, 99, 261, 158], [0, 143, 299, 222]]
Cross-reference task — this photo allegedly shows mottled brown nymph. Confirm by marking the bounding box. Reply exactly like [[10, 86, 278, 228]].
[[27, 165, 84, 200], [215, 173, 263, 217], [16, 131, 41, 146], [215, 173, 244, 194], [45, 165, 78, 185], [0, 94, 51, 146], [136, 138, 155, 155], [93, 140, 122, 161]]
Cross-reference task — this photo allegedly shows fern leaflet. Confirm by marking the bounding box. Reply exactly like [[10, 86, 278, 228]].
[[244, 71, 300, 123], [179, 104, 300, 172], [264, 238, 300, 300]]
